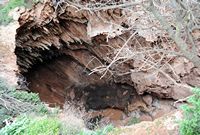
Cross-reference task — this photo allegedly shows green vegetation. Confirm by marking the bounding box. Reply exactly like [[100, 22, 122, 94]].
[[0, 77, 115, 135], [26, 117, 60, 135], [10, 90, 40, 103], [0, 115, 114, 135], [79, 124, 114, 135], [127, 117, 140, 126], [0, 115, 61, 135], [0, 78, 48, 127], [0, 0, 25, 25], [0, 0, 39, 25], [180, 87, 200, 135]]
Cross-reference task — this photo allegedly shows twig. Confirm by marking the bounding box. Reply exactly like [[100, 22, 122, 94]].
[[173, 95, 193, 107]]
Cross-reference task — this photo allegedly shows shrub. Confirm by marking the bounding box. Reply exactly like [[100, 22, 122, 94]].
[[180, 87, 200, 135], [10, 90, 40, 104], [0, 115, 30, 135], [79, 124, 114, 135], [24, 116, 60, 135], [0, 78, 48, 127], [0, 0, 25, 25], [0, 115, 61, 135], [0, 78, 17, 127]]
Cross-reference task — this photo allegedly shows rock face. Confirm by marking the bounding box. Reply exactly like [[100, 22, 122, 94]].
[[15, 1, 138, 110], [114, 110, 183, 135], [26, 55, 135, 109], [14, 0, 200, 113]]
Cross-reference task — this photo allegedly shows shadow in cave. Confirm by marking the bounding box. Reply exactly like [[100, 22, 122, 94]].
[[23, 54, 136, 112], [21, 52, 140, 129]]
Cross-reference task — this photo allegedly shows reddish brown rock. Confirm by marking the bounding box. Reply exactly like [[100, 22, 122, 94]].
[[139, 114, 153, 121], [14, 0, 197, 116], [112, 111, 183, 135], [151, 99, 175, 119]]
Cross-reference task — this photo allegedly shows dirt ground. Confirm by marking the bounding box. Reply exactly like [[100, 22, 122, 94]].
[[0, 22, 19, 86]]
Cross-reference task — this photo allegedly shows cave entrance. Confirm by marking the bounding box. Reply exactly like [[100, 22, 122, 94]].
[[24, 54, 136, 111], [22, 53, 177, 128], [23, 54, 138, 128]]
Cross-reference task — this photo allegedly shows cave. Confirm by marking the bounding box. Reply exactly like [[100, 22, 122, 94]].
[[24, 53, 136, 111], [19, 47, 138, 128], [14, 0, 181, 128], [15, 3, 139, 113]]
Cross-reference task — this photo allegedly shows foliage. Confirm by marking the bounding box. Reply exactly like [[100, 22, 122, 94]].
[[24, 116, 60, 135], [0, 78, 17, 127], [79, 124, 114, 135], [0, 78, 48, 128], [0, 115, 30, 135], [0, 114, 114, 135], [0, 115, 61, 135], [127, 117, 140, 126], [10, 90, 40, 104], [180, 87, 200, 135], [0, 0, 25, 25]]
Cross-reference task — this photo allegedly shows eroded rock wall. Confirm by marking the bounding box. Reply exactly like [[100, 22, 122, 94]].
[[15, 0, 200, 109]]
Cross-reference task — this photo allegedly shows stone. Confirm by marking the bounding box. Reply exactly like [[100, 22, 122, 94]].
[[151, 99, 175, 119], [115, 111, 183, 135], [142, 95, 153, 106], [140, 114, 153, 121], [16, 0, 199, 102], [102, 108, 126, 121], [170, 86, 192, 100]]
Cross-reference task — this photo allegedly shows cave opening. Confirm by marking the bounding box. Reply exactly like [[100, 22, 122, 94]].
[[21, 53, 139, 128], [23, 53, 136, 111]]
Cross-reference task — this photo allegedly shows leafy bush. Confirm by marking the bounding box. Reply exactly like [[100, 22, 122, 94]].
[[10, 90, 40, 104], [24, 116, 60, 135], [0, 115, 30, 135], [0, 78, 17, 127], [0, 114, 114, 135], [0, 0, 25, 25], [180, 87, 200, 135], [0, 115, 61, 135], [79, 125, 114, 135], [0, 78, 48, 127]]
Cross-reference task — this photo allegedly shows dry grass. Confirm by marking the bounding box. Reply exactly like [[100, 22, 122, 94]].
[[59, 103, 86, 135]]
